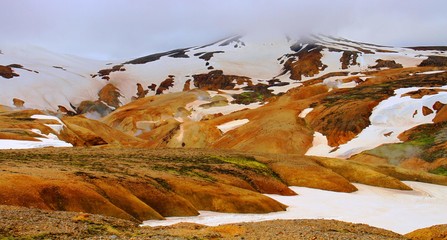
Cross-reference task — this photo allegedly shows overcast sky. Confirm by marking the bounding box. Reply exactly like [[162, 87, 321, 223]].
[[1, 0, 447, 60]]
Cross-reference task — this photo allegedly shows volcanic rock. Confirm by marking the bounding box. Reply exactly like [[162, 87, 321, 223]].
[[340, 51, 359, 69], [422, 106, 434, 116], [283, 47, 327, 80], [12, 98, 25, 108], [0, 65, 19, 79], [192, 70, 252, 91], [370, 59, 403, 69], [156, 76, 175, 95], [418, 56, 447, 67]]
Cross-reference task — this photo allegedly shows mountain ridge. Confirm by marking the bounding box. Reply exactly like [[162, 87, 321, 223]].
[[1, 35, 447, 165]]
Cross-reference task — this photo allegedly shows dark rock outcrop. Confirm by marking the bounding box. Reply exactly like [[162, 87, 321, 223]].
[[422, 106, 434, 116], [408, 46, 447, 51], [192, 70, 252, 91], [369, 59, 403, 69], [12, 98, 25, 108], [148, 83, 157, 91], [125, 48, 190, 65], [97, 65, 125, 80], [57, 105, 76, 116], [156, 76, 175, 95], [135, 83, 149, 99], [282, 46, 327, 80], [418, 56, 447, 67], [194, 51, 224, 61], [183, 79, 191, 91], [0, 65, 19, 79], [340, 51, 358, 69], [433, 101, 446, 111]]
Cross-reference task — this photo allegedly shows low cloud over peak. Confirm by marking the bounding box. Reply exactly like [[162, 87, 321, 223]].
[[1, 0, 446, 60]]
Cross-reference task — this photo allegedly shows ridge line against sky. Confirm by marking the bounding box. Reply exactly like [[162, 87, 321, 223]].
[[1, 0, 447, 60]]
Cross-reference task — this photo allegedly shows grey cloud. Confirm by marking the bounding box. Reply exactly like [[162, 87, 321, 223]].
[[1, 0, 446, 60]]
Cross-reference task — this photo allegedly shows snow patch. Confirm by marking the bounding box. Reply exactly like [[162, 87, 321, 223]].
[[0, 114, 73, 149], [298, 108, 314, 118], [305, 132, 334, 156], [31, 129, 59, 140], [31, 114, 64, 124], [187, 100, 263, 122], [416, 70, 446, 75], [307, 86, 447, 158], [31, 114, 65, 133], [142, 181, 447, 235], [217, 119, 250, 134], [0, 138, 72, 149]]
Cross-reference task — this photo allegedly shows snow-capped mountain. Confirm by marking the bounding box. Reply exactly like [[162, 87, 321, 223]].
[[0, 45, 109, 110], [88, 34, 447, 104], [1, 34, 445, 111], [1, 34, 447, 171]]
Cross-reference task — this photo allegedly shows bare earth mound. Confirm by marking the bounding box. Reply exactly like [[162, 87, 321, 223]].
[[0, 205, 407, 239]]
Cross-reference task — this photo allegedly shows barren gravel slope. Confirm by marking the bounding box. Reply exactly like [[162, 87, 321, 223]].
[[0, 205, 406, 239]]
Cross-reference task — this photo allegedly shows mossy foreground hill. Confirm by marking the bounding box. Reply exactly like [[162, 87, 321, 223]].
[[1, 147, 447, 224], [0, 148, 291, 223]]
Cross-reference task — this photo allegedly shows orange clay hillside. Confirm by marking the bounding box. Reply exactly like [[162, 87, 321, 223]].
[[2, 147, 447, 223]]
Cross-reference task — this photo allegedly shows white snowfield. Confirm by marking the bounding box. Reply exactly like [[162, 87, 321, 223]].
[[31, 114, 65, 133], [0, 45, 108, 111], [142, 181, 447, 235], [0, 138, 72, 150], [298, 108, 314, 118], [96, 35, 292, 105], [0, 114, 73, 149], [305, 132, 334, 156], [416, 70, 446, 75], [306, 86, 447, 158], [217, 119, 250, 133], [1, 34, 443, 111], [186, 98, 263, 122]]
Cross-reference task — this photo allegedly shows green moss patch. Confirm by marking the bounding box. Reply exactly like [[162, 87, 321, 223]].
[[429, 166, 447, 176]]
